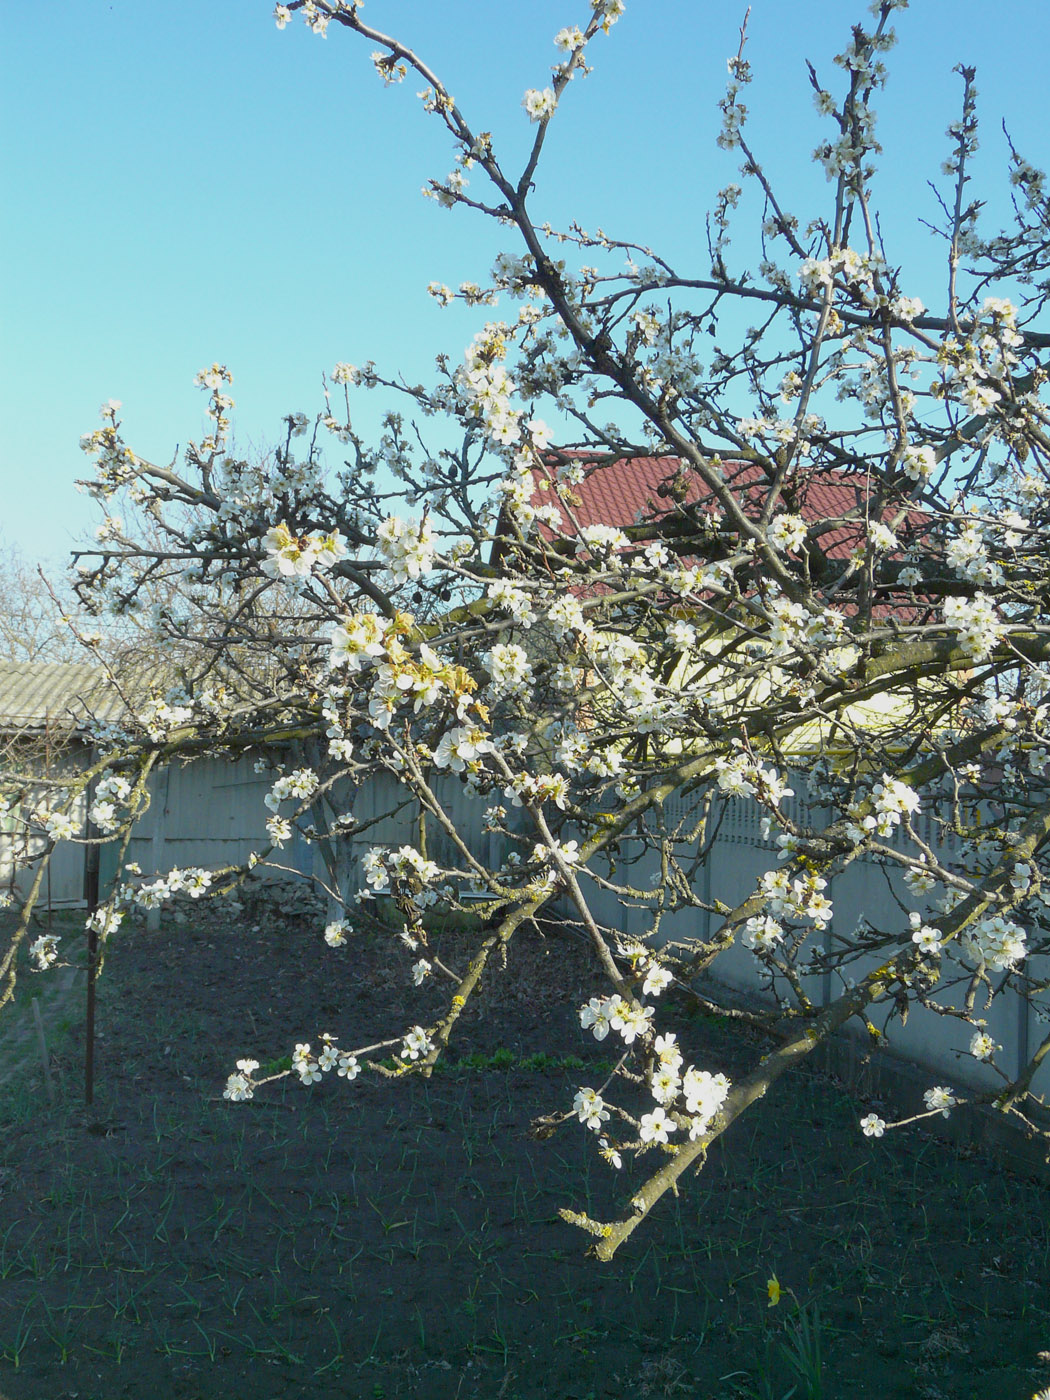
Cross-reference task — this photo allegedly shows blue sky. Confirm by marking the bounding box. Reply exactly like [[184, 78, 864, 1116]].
[[3, 0, 1049, 565]]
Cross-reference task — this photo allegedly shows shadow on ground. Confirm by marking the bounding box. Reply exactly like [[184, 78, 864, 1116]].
[[0, 905, 1047, 1399]]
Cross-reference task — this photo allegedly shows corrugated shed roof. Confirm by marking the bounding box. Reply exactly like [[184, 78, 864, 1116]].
[[0, 662, 127, 732], [534, 455, 930, 558]]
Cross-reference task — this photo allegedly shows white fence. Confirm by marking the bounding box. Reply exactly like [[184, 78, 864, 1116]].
[[97, 758, 1050, 1104], [582, 782, 1048, 1102], [2, 744, 91, 908]]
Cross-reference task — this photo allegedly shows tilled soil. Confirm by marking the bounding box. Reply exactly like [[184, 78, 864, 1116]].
[[0, 900, 1047, 1400]]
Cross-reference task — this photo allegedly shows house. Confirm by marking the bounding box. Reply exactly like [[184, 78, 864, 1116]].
[[0, 661, 279, 911], [497, 452, 933, 564]]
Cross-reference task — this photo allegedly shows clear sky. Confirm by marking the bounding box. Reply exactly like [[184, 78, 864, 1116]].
[[3, 0, 1049, 566]]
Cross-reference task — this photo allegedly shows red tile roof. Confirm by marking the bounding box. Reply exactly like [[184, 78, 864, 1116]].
[[530, 454, 930, 560]]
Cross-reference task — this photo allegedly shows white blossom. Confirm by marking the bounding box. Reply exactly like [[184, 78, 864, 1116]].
[[522, 88, 557, 122], [923, 1086, 956, 1117], [639, 1106, 675, 1144], [573, 1087, 610, 1131]]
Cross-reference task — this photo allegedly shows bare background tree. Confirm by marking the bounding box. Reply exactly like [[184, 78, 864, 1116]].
[[0, 537, 83, 665]]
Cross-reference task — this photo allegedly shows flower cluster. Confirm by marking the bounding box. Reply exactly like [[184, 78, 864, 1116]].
[[923, 1085, 956, 1117], [282, 1035, 361, 1088], [375, 515, 434, 587], [847, 775, 920, 842], [90, 773, 134, 833], [265, 769, 318, 813], [482, 643, 534, 700], [458, 329, 523, 447], [361, 845, 440, 903], [41, 809, 78, 842], [943, 593, 1004, 661], [961, 914, 1027, 971], [138, 694, 194, 741], [714, 751, 793, 808], [768, 513, 808, 554], [261, 521, 348, 581], [580, 994, 654, 1046], [29, 933, 61, 970], [758, 867, 834, 930], [522, 88, 556, 122]]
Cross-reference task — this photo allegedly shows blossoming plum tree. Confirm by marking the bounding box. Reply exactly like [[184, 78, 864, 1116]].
[[7, 0, 1050, 1258]]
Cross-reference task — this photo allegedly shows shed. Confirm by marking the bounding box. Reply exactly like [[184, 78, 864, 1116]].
[[0, 661, 126, 908]]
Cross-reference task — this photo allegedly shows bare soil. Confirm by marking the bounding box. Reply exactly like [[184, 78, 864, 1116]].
[[0, 899, 1047, 1400]]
